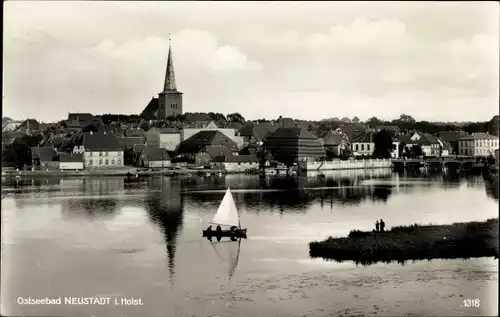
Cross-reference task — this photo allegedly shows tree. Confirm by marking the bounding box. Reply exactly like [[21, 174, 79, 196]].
[[82, 124, 98, 133], [352, 116, 360, 123], [398, 114, 416, 124], [366, 117, 382, 128], [488, 115, 499, 136], [227, 112, 245, 124], [373, 130, 395, 158], [139, 121, 150, 132], [409, 145, 423, 157], [399, 142, 406, 157]]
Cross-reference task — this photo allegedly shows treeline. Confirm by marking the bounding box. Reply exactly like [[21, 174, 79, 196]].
[[2, 134, 44, 168]]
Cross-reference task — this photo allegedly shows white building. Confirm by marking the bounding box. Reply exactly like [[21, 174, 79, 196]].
[[210, 155, 259, 172], [138, 146, 171, 168], [82, 132, 124, 168], [144, 127, 181, 151], [458, 133, 499, 157], [351, 132, 375, 156], [59, 153, 84, 170], [182, 121, 244, 148]]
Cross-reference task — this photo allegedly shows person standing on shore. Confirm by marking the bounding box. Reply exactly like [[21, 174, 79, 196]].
[[380, 219, 385, 232], [375, 220, 380, 232]]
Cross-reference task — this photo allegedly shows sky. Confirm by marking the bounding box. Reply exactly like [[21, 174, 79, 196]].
[[3, 1, 499, 123]]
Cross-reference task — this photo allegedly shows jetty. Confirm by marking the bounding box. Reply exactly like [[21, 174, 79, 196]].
[[309, 218, 499, 265]]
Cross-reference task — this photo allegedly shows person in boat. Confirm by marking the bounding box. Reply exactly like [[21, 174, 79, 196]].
[[230, 226, 239, 232], [216, 225, 222, 232], [206, 225, 212, 232], [380, 219, 385, 232], [375, 220, 380, 232]]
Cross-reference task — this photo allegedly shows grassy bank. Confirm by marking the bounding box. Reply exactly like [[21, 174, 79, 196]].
[[309, 218, 499, 265]]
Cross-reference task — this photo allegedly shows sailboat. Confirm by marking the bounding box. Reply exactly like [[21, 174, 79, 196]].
[[202, 188, 247, 239]]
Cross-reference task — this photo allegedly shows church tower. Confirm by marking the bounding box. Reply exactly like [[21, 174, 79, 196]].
[[157, 35, 183, 119]]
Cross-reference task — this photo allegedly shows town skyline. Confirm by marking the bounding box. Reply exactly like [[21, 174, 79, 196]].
[[4, 1, 499, 123]]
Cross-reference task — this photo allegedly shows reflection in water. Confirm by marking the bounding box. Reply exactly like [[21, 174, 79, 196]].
[[484, 179, 499, 201], [145, 177, 184, 284], [62, 178, 124, 220], [209, 238, 242, 282]]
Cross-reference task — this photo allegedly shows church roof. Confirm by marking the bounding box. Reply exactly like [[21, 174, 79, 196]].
[[163, 43, 178, 92]]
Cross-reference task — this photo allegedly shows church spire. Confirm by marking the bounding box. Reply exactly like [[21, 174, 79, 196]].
[[163, 33, 177, 92]]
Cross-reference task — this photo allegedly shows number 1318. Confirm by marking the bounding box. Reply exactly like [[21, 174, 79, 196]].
[[463, 299, 480, 308]]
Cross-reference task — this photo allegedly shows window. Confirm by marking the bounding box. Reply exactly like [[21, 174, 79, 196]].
[[105, 159, 109, 165], [99, 159, 103, 164], [111, 160, 115, 165], [367, 144, 370, 151], [355, 144, 359, 151], [361, 144, 364, 151], [117, 159, 121, 165], [104, 152, 108, 156]]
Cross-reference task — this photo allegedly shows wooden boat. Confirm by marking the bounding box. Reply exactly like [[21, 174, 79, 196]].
[[202, 188, 248, 239]]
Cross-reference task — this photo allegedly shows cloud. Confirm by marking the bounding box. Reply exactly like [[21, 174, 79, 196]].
[[91, 29, 262, 75], [2, 2, 498, 122], [303, 17, 408, 50]]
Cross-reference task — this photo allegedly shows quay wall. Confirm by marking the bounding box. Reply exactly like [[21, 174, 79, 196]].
[[299, 159, 392, 171]]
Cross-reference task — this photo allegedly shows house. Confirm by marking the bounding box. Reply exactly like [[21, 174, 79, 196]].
[[177, 130, 239, 162], [125, 128, 145, 137], [238, 144, 261, 156], [59, 153, 84, 170], [458, 133, 499, 157], [238, 121, 278, 146], [263, 127, 325, 165], [31, 146, 57, 169], [144, 127, 181, 151], [67, 113, 94, 122], [2, 120, 23, 132], [438, 131, 468, 155], [410, 132, 441, 156], [210, 155, 259, 172], [182, 121, 244, 148], [375, 125, 401, 136], [82, 132, 124, 168], [226, 122, 244, 130], [138, 146, 171, 168], [322, 129, 350, 157], [195, 145, 234, 166], [120, 137, 146, 150], [439, 140, 452, 156], [351, 132, 375, 156], [17, 119, 40, 133]]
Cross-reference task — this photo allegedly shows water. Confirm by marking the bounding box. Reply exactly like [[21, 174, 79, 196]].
[[1, 169, 498, 316]]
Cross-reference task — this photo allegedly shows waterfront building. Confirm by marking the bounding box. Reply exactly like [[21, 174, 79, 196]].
[[458, 133, 499, 157], [59, 153, 84, 170], [81, 132, 124, 168], [263, 127, 325, 165], [138, 146, 171, 168]]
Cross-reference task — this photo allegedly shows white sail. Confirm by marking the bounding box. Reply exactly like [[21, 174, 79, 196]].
[[211, 239, 241, 281], [210, 188, 240, 227]]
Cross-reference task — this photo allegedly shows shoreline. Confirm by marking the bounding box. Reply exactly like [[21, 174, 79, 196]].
[[309, 218, 499, 265]]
